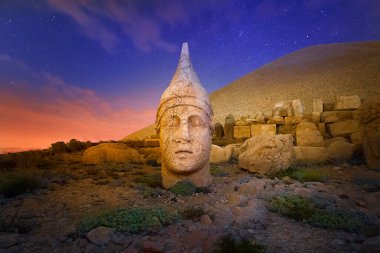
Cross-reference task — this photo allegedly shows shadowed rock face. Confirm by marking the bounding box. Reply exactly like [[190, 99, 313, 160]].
[[156, 43, 213, 188]]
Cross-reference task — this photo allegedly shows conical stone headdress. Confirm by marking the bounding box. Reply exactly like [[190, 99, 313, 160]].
[[156, 42, 213, 133]]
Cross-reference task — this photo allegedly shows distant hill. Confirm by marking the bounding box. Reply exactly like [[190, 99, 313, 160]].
[[124, 41, 380, 140]]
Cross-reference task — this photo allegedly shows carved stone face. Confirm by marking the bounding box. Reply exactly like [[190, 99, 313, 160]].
[[159, 105, 211, 175]]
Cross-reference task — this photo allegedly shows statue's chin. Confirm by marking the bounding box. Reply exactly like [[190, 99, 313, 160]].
[[165, 160, 205, 175]]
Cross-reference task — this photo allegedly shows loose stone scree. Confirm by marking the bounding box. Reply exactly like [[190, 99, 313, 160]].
[[155, 42, 214, 188]]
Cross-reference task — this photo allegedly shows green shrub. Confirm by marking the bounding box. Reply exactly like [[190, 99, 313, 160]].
[[169, 180, 196, 196], [35, 159, 55, 170], [213, 234, 266, 253], [77, 207, 179, 235], [0, 173, 41, 197], [268, 195, 315, 221]]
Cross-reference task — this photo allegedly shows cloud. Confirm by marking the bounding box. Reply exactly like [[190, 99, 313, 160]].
[[0, 55, 156, 153]]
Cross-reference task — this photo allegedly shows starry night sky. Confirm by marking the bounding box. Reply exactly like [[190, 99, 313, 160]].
[[0, 0, 379, 152]]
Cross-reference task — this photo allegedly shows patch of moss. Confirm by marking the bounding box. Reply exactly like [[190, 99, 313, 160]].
[[213, 234, 267, 253], [0, 173, 41, 198], [77, 207, 179, 235], [169, 180, 197, 196]]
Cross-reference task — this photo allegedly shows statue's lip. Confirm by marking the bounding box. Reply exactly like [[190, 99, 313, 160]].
[[175, 150, 193, 154]]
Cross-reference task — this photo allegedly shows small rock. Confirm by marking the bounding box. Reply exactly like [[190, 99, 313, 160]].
[[200, 214, 213, 225], [142, 240, 165, 253], [87, 226, 115, 246], [331, 238, 345, 248]]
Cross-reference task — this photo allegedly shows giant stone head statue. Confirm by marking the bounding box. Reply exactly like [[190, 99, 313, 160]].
[[156, 43, 213, 188]]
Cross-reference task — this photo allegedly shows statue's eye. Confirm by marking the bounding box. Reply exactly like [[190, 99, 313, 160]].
[[189, 115, 205, 128]]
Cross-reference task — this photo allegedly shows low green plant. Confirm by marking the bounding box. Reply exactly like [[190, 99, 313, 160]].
[[213, 234, 267, 253], [169, 180, 196, 196], [77, 207, 179, 235], [268, 194, 380, 233], [308, 210, 362, 232], [0, 173, 41, 197], [268, 195, 315, 221], [269, 166, 326, 182]]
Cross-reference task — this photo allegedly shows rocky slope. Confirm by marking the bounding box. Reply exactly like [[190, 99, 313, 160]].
[[124, 41, 380, 140]]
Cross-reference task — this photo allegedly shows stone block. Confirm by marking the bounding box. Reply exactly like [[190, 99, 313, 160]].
[[318, 123, 326, 138], [312, 112, 321, 124], [328, 120, 360, 137], [291, 99, 304, 116], [251, 124, 276, 137], [334, 95, 361, 110], [267, 116, 284, 125], [323, 102, 335, 112], [273, 102, 290, 117], [234, 126, 251, 139], [284, 115, 304, 125], [327, 141, 355, 161], [296, 122, 324, 147], [324, 137, 349, 147], [294, 146, 329, 164], [313, 99, 324, 113], [321, 111, 353, 123]]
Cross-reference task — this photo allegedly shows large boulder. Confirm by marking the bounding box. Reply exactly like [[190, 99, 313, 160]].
[[296, 122, 324, 147], [82, 143, 142, 164], [238, 134, 295, 174], [294, 146, 329, 164]]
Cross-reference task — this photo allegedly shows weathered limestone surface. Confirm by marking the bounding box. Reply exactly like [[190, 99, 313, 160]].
[[321, 111, 353, 123], [234, 126, 251, 139], [313, 99, 324, 113], [238, 134, 295, 174], [294, 146, 329, 164], [251, 124, 276, 137], [156, 43, 213, 188], [360, 95, 380, 170], [296, 122, 324, 147], [328, 120, 360, 137], [334, 95, 361, 110], [318, 123, 326, 138], [224, 114, 235, 140], [82, 143, 142, 165], [327, 141, 355, 161], [273, 101, 290, 117]]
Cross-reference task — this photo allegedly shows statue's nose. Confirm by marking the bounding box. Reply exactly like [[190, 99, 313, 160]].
[[176, 122, 191, 143]]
